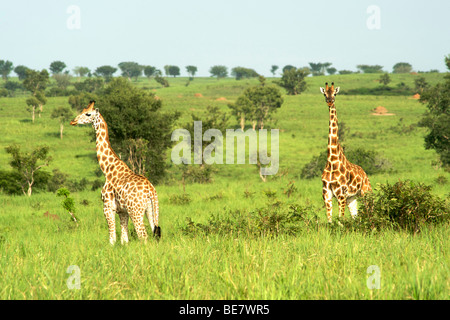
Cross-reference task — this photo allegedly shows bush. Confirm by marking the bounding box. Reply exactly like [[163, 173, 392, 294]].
[[181, 201, 319, 238], [358, 180, 449, 233]]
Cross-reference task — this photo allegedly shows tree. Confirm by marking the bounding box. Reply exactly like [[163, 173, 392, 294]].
[[49, 61, 67, 74], [270, 65, 279, 77], [51, 106, 74, 139], [231, 67, 259, 80], [56, 188, 78, 223], [23, 69, 49, 121], [327, 67, 337, 75], [419, 56, 450, 166], [393, 62, 413, 74], [168, 65, 180, 77], [73, 66, 90, 78], [118, 62, 143, 81], [0, 60, 14, 80], [357, 64, 384, 73], [379, 73, 391, 86], [308, 62, 332, 76], [209, 65, 228, 79], [94, 65, 117, 82], [276, 67, 309, 95], [186, 65, 198, 79], [282, 65, 295, 73], [98, 78, 180, 183], [5, 144, 52, 196], [23, 69, 50, 94], [154, 74, 169, 87], [14, 65, 29, 80], [144, 66, 157, 79], [230, 76, 283, 130], [414, 76, 429, 94], [53, 73, 72, 90]]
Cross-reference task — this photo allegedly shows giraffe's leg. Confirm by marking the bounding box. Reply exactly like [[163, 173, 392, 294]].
[[129, 207, 148, 242], [118, 211, 129, 244], [347, 196, 358, 219], [103, 204, 117, 245], [145, 199, 155, 234], [322, 186, 333, 223], [337, 195, 347, 219]]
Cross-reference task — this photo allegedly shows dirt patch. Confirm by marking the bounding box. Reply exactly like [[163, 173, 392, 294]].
[[215, 97, 227, 101], [412, 93, 420, 99], [194, 93, 203, 98], [371, 106, 395, 116]]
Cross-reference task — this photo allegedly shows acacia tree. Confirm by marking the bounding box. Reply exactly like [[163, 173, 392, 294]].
[[95, 65, 117, 82], [5, 144, 52, 196], [209, 65, 228, 79], [118, 62, 143, 81], [270, 65, 279, 76], [73, 66, 90, 78], [186, 65, 197, 79], [49, 61, 67, 74]]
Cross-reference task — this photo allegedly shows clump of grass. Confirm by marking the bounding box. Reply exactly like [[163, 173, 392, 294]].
[[169, 193, 192, 205]]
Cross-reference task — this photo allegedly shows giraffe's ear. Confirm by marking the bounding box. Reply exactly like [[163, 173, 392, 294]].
[[320, 87, 325, 94], [335, 87, 340, 95]]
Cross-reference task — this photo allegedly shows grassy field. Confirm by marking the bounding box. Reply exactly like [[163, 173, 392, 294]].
[[0, 73, 448, 299]]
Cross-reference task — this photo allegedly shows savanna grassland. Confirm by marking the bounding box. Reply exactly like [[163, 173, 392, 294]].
[[0, 73, 448, 299]]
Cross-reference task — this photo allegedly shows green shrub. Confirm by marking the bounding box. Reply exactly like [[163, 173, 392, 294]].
[[358, 180, 449, 233]]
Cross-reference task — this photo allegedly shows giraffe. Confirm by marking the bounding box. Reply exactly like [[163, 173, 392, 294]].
[[70, 101, 161, 244], [319, 82, 372, 223]]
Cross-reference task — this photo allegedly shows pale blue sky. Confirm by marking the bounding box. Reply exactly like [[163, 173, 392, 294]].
[[1, 0, 449, 76]]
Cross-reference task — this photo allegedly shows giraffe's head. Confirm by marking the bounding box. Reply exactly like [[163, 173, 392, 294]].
[[319, 82, 340, 107], [70, 101, 99, 126]]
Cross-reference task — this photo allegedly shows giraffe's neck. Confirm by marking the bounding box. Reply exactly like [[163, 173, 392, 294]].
[[327, 103, 341, 163], [93, 114, 124, 174]]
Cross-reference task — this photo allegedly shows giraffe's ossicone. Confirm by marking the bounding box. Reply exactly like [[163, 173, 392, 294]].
[[71, 101, 161, 245], [319, 83, 372, 223]]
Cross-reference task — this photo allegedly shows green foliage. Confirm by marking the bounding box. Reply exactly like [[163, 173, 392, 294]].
[[94, 65, 117, 82], [357, 64, 384, 73], [154, 74, 169, 87], [143, 66, 157, 78], [185, 65, 197, 78], [167, 65, 180, 77], [56, 187, 79, 222], [276, 67, 309, 95], [118, 61, 143, 81], [99, 77, 180, 184], [0, 60, 13, 80], [49, 61, 66, 74], [414, 76, 429, 94], [309, 62, 331, 76], [231, 66, 259, 80], [73, 78, 104, 93], [419, 65, 450, 166], [379, 73, 391, 86], [73, 66, 90, 78], [209, 65, 228, 79], [359, 180, 449, 233], [68, 91, 99, 111], [270, 65, 279, 76], [14, 65, 29, 80], [168, 193, 192, 205], [4, 144, 52, 196], [393, 62, 413, 74], [23, 69, 50, 94]]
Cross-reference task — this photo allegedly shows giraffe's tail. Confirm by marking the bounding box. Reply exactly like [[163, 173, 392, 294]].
[[146, 189, 161, 241]]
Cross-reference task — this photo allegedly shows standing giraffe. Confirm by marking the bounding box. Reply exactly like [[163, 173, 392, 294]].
[[70, 101, 161, 244], [320, 82, 371, 222]]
